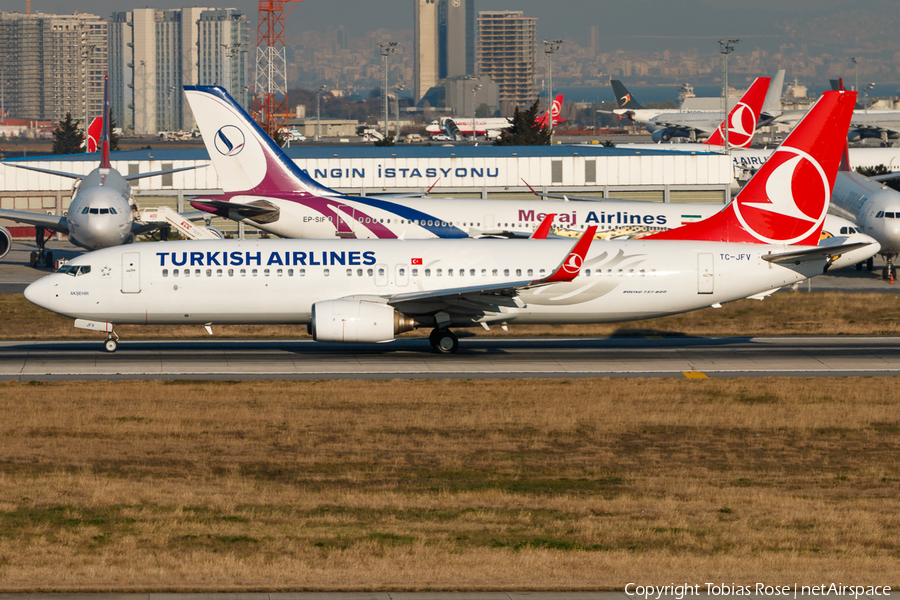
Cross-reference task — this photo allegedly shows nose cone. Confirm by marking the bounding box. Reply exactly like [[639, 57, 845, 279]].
[[24, 276, 52, 311]]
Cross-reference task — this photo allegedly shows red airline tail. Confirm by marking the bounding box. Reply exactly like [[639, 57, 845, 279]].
[[100, 74, 111, 169], [537, 94, 565, 128], [85, 117, 102, 153], [704, 77, 770, 148], [647, 90, 857, 246]]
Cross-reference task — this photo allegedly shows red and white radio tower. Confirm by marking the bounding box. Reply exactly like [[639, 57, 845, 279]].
[[254, 1, 302, 140]]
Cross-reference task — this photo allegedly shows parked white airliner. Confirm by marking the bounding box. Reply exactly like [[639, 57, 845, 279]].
[[179, 85, 876, 271], [0, 76, 199, 267], [24, 90, 870, 353]]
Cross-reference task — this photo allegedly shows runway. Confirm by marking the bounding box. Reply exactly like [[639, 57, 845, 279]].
[[2, 335, 900, 381]]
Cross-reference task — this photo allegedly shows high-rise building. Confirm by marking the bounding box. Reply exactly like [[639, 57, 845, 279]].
[[415, 0, 475, 104], [477, 10, 536, 112], [0, 11, 107, 123], [438, 0, 474, 79], [414, 0, 439, 102], [109, 7, 248, 135]]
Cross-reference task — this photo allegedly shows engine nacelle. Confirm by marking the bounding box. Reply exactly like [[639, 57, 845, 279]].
[[0, 225, 11, 259], [311, 300, 416, 343], [651, 129, 673, 143]]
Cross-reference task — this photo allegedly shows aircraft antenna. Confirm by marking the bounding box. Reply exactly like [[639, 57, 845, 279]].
[[254, 1, 302, 142]]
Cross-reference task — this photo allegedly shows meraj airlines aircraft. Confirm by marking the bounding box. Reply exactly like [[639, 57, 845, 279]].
[[24, 90, 872, 354], [0, 77, 197, 267], [424, 95, 564, 140], [644, 77, 772, 144], [180, 85, 876, 270]]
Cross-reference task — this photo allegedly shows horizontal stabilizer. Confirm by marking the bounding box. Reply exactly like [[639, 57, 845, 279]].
[[762, 241, 874, 265], [3, 163, 85, 180], [123, 165, 204, 181]]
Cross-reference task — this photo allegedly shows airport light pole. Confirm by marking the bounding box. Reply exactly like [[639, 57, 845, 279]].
[[543, 39, 563, 144], [394, 84, 405, 139], [718, 38, 740, 151], [864, 82, 875, 113], [379, 42, 397, 140], [851, 57, 859, 94], [316, 84, 327, 141]]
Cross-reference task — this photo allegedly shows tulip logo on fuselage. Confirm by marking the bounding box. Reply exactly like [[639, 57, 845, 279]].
[[215, 125, 245, 156]]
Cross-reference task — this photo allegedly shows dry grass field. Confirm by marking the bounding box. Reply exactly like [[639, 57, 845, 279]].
[[3, 291, 900, 340], [0, 378, 897, 591]]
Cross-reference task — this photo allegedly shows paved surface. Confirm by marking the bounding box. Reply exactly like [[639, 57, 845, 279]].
[[3, 336, 900, 381]]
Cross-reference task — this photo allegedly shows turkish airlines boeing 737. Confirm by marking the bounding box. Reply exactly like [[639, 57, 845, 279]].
[[24, 90, 868, 354]]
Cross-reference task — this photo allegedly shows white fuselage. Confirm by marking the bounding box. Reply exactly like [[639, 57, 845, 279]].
[[218, 196, 875, 270], [23, 237, 841, 333], [66, 167, 134, 250]]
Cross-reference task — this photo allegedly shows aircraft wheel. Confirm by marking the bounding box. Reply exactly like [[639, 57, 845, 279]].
[[104, 338, 119, 353], [883, 267, 890, 281], [29, 251, 37, 268], [430, 329, 459, 354], [856, 262, 863, 271], [44, 252, 54, 268], [867, 257, 874, 271]]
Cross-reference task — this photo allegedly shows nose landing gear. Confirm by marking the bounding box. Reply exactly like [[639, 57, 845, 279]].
[[104, 332, 119, 353]]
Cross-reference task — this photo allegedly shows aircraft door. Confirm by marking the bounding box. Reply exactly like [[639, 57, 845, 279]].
[[698, 253, 714, 294], [122, 252, 141, 294], [335, 205, 356, 238], [395, 264, 409, 287], [375, 263, 389, 287]]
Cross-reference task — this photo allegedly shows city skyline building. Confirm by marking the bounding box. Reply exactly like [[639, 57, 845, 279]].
[[0, 11, 107, 124], [438, 0, 474, 80], [109, 7, 248, 136], [414, 0, 438, 102], [477, 10, 537, 113]]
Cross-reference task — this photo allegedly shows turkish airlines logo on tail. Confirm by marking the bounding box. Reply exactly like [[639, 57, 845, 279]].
[[734, 146, 829, 244], [561, 252, 583, 274], [718, 101, 757, 148]]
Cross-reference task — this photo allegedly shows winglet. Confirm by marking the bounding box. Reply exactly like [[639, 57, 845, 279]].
[[540, 226, 597, 283], [529, 213, 556, 239], [100, 74, 111, 169]]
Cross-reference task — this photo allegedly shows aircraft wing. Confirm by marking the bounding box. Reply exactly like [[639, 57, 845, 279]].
[[0, 209, 68, 234], [190, 198, 279, 220], [652, 120, 717, 136], [762, 241, 874, 266], [383, 227, 597, 315]]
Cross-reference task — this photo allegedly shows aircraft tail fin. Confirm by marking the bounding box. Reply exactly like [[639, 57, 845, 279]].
[[183, 85, 341, 197], [704, 77, 770, 148], [610, 80, 643, 109], [84, 117, 102, 153], [536, 94, 565, 128], [647, 90, 857, 246], [761, 69, 785, 116], [100, 75, 111, 168]]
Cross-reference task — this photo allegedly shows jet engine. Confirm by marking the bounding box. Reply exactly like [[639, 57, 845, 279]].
[[651, 129, 673, 143], [0, 225, 11, 259], [311, 299, 417, 343]]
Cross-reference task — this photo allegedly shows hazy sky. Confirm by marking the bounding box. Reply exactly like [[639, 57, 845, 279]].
[[22, 0, 867, 49]]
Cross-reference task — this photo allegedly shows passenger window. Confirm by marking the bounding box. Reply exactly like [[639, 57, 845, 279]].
[[640, 269, 645, 277], [377, 268, 384, 276], [228, 269, 234, 277], [195, 269, 200, 277], [492, 269, 498, 276], [399, 268, 406, 276], [527, 269, 533, 277], [481, 269, 486, 277], [217, 269, 223, 277], [277, 269, 283, 276], [448, 269, 453, 276], [174, 269, 180, 277], [299, 269, 306, 276], [470, 269, 475, 276], [264, 268, 270, 277], [412, 268, 418, 276], [162, 269, 168, 277], [184, 269, 190, 278], [367, 268, 374, 276], [539, 269, 545, 276], [240, 269, 246, 276], [585, 269, 591, 276], [436, 269, 442, 277], [357, 269, 363, 276], [516, 269, 522, 276], [324, 269, 330, 277], [425, 269, 431, 276], [288, 269, 294, 276], [346, 269, 352, 276], [206, 269, 211, 277]]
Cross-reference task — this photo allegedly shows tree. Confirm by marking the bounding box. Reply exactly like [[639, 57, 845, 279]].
[[857, 164, 900, 192], [493, 100, 551, 146], [108, 108, 120, 152], [373, 134, 395, 147], [475, 103, 492, 118], [52, 113, 84, 155]]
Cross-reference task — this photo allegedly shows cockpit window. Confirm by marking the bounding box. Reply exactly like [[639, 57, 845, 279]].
[[877, 211, 884, 218], [56, 264, 91, 276], [81, 207, 89, 214], [109, 207, 117, 214], [887, 212, 896, 219], [99, 208, 109, 214], [89, 208, 98, 214]]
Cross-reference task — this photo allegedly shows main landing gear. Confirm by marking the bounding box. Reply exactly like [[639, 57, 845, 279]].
[[429, 328, 459, 354], [29, 226, 55, 269]]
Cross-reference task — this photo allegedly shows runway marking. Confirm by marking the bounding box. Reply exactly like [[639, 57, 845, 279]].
[[683, 371, 708, 378]]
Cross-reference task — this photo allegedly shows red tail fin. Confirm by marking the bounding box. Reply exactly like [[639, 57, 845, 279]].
[[100, 74, 111, 169], [85, 117, 102, 153], [705, 77, 770, 148], [647, 90, 857, 246]]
